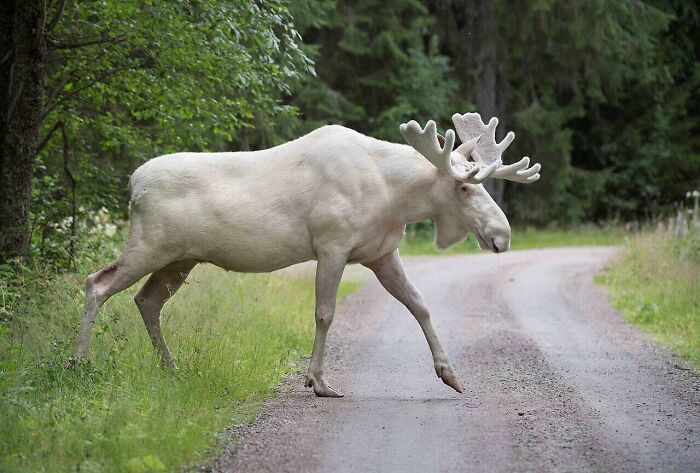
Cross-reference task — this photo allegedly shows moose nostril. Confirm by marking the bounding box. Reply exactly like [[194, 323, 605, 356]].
[[492, 235, 510, 253]]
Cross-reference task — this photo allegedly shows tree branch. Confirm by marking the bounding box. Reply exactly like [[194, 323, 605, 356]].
[[45, 43, 112, 100], [43, 72, 71, 113], [48, 33, 126, 50], [41, 40, 135, 121], [36, 120, 62, 155], [0, 47, 12, 66], [41, 63, 139, 120], [61, 121, 77, 270], [47, 0, 66, 33]]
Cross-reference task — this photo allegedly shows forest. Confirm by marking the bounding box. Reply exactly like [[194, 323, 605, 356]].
[[1, 0, 698, 267]]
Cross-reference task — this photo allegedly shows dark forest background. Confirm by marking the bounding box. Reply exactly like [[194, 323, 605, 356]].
[[1, 0, 699, 266]]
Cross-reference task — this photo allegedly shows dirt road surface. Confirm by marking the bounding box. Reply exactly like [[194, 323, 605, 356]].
[[206, 247, 700, 473]]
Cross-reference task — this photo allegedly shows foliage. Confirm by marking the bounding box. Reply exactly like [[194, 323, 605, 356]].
[[29, 0, 313, 263], [291, 0, 460, 141], [432, 0, 700, 224], [6, 2, 698, 469], [0, 234, 358, 471], [289, 0, 698, 229], [597, 230, 700, 367], [46, 0, 311, 154]]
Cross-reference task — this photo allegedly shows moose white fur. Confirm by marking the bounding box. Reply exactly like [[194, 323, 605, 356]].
[[76, 113, 540, 397]]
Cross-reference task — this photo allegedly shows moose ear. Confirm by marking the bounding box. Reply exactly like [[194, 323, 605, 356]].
[[452, 133, 482, 158]]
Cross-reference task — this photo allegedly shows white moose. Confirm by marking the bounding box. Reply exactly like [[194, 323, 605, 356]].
[[75, 112, 540, 397]]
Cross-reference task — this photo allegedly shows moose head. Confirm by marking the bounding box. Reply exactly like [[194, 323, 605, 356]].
[[400, 113, 541, 252]]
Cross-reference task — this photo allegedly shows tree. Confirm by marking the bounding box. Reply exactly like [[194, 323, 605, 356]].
[[498, 0, 688, 224], [428, 0, 696, 224], [427, 0, 505, 203], [0, 1, 46, 258], [290, 0, 459, 142]]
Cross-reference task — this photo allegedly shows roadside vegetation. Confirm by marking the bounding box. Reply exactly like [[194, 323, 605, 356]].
[[0, 229, 358, 472], [598, 230, 700, 368], [399, 224, 624, 255]]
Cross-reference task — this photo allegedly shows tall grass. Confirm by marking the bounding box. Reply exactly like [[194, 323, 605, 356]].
[[597, 231, 700, 367], [0, 260, 357, 472]]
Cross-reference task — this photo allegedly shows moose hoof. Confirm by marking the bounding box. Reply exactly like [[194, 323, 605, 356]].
[[305, 375, 344, 398], [436, 363, 464, 393], [65, 354, 92, 370]]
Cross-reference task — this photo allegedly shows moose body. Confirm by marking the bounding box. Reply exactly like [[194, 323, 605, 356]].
[[128, 125, 414, 273], [76, 113, 540, 397]]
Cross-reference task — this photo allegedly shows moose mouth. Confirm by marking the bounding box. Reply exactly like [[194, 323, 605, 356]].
[[474, 229, 501, 253]]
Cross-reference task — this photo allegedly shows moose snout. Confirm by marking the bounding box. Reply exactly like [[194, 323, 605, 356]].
[[492, 234, 510, 253], [478, 220, 511, 254]]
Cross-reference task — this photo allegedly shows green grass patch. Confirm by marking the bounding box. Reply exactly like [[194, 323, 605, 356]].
[[597, 232, 700, 367], [0, 262, 358, 472], [399, 224, 624, 255]]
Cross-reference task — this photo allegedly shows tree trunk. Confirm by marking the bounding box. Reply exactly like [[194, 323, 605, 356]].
[[472, 0, 504, 204], [429, 0, 505, 204], [0, 0, 46, 259], [0, 2, 14, 193]]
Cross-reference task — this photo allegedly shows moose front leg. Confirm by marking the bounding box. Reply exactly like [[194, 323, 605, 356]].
[[365, 250, 463, 393], [305, 254, 347, 397]]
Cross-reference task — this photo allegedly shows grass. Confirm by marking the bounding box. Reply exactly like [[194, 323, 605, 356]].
[[399, 224, 624, 255], [0, 261, 358, 472], [597, 231, 700, 367]]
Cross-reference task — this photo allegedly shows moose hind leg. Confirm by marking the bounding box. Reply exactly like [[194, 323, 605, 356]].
[[134, 259, 197, 369], [76, 249, 163, 358], [76, 264, 117, 358]]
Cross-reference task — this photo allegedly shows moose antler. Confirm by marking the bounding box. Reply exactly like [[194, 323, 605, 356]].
[[399, 120, 500, 184], [451, 112, 540, 183]]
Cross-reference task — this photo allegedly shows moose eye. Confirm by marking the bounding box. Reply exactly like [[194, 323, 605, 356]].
[[467, 155, 475, 162]]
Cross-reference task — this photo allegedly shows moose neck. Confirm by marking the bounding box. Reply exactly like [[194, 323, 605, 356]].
[[379, 144, 451, 226]]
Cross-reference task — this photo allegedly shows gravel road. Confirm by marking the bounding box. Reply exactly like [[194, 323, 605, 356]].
[[206, 247, 700, 473]]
